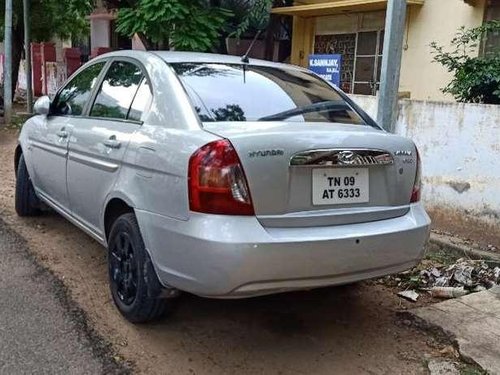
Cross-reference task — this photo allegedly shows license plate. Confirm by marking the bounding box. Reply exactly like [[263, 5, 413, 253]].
[[312, 168, 369, 205]]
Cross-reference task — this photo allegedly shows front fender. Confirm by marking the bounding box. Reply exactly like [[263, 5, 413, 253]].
[[16, 117, 40, 185]]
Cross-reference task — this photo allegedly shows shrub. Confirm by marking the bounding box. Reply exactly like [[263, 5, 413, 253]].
[[431, 21, 500, 104]]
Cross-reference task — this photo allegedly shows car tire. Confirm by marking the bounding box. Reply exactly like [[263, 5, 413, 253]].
[[15, 154, 41, 217], [107, 212, 172, 323]]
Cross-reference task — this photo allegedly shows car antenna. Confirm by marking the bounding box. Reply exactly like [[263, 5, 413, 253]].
[[241, 30, 262, 63]]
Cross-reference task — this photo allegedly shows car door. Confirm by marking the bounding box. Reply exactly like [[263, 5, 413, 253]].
[[66, 59, 152, 237], [29, 61, 106, 212]]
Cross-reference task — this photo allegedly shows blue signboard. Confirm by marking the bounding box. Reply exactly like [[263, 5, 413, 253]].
[[308, 54, 342, 87]]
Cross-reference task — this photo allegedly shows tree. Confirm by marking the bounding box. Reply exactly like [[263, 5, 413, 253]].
[[0, 0, 92, 96], [222, 0, 272, 39], [111, 0, 232, 51], [220, 0, 293, 59], [107, 0, 292, 54], [431, 21, 500, 104]]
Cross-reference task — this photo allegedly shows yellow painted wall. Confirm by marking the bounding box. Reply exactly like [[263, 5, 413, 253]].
[[400, 0, 486, 101], [316, 11, 385, 34], [291, 16, 316, 66]]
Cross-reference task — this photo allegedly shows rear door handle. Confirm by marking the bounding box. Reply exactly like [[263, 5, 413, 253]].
[[103, 138, 121, 149]]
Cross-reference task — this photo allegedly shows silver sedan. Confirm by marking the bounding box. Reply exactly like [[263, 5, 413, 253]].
[[15, 51, 430, 322]]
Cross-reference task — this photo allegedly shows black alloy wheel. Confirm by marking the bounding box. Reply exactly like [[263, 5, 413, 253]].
[[107, 213, 176, 323], [109, 231, 138, 306]]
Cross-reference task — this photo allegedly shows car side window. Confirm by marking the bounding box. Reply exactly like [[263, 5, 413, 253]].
[[90, 61, 144, 120], [51, 62, 105, 116], [127, 78, 152, 122]]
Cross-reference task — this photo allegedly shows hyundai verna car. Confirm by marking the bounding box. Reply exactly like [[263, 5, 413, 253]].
[[15, 51, 430, 322]]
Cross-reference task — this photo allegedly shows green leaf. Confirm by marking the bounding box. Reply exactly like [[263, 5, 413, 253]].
[[431, 21, 500, 104], [115, 0, 233, 51]]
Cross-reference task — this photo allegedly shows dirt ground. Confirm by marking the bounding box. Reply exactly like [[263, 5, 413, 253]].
[[0, 129, 453, 374]]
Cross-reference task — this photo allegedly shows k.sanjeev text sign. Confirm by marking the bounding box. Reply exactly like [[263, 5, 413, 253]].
[[308, 54, 342, 87]]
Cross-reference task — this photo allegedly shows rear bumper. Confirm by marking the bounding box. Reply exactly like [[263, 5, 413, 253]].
[[136, 203, 431, 297]]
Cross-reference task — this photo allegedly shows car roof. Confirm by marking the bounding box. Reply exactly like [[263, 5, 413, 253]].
[[94, 50, 303, 71]]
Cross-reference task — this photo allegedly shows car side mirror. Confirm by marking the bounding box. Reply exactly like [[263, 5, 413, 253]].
[[34, 96, 51, 116]]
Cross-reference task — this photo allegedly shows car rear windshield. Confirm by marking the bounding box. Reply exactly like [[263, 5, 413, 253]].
[[171, 63, 367, 125]]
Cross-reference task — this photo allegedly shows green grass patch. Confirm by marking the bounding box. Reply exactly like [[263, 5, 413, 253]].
[[460, 364, 487, 375], [5, 113, 33, 130]]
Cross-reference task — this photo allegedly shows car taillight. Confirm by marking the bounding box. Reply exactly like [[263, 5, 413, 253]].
[[410, 148, 422, 203], [188, 139, 254, 215]]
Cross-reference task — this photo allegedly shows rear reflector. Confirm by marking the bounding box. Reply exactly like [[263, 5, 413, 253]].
[[188, 139, 254, 215]]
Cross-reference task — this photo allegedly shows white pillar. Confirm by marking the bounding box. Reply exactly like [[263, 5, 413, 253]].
[[89, 10, 113, 50]]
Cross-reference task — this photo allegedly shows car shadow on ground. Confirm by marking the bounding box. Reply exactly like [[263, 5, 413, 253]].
[[140, 278, 400, 353]]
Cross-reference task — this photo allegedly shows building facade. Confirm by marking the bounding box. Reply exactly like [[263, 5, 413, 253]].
[[273, 0, 498, 101]]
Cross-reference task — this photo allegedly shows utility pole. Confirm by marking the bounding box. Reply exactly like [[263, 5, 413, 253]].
[[377, 0, 407, 132], [24, 0, 33, 113], [3, 0, 13, 125]]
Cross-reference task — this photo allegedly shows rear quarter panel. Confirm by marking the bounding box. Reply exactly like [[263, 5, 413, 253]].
[[102, 52, 219, 224], [115, 125, 218, 221]]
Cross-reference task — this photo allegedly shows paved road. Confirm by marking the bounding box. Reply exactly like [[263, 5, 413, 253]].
[[0, 219, 125, 374]]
